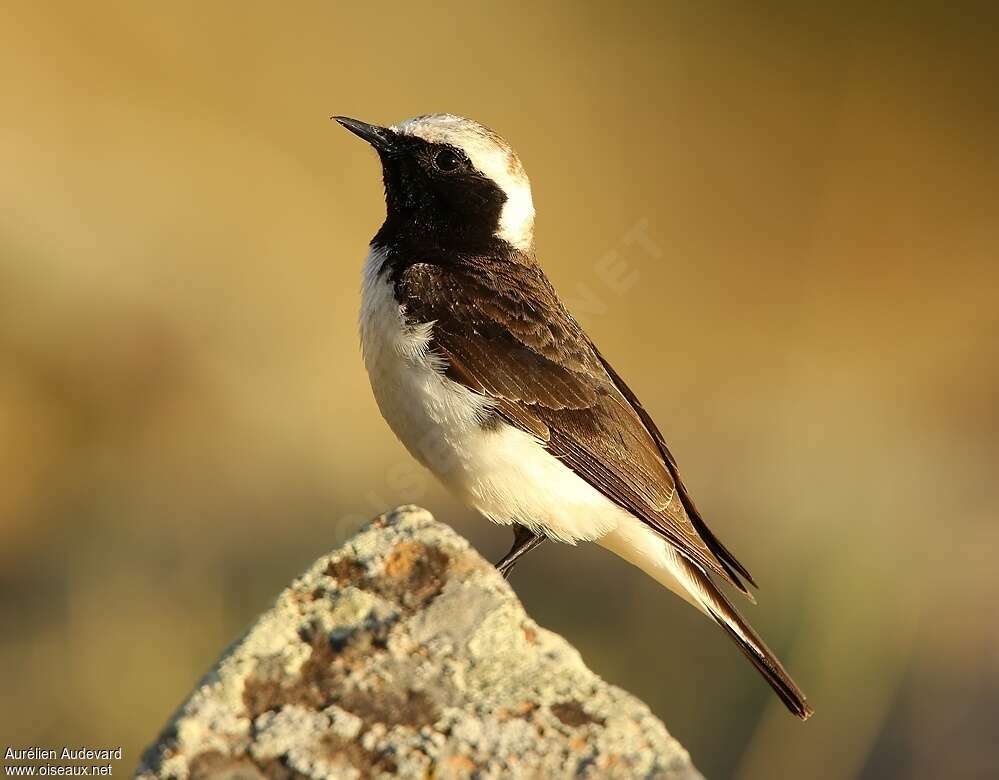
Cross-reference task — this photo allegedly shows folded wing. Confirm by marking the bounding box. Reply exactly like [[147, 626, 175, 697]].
[[396, 256, 755, 595]]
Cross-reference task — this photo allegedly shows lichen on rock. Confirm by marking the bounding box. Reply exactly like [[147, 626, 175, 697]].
[[136, 506, 701, 779]]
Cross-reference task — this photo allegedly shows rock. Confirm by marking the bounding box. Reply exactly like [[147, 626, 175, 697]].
[[137, 506, 701, 780]]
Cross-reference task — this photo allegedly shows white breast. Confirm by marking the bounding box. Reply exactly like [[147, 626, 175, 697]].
[[358, 247, 629, 543]]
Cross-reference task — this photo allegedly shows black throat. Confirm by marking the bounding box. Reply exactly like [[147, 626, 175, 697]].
[[368, 136, 525, 281]]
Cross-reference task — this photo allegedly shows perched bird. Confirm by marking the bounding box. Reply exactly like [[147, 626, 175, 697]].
[[336, 113, 813, 719]]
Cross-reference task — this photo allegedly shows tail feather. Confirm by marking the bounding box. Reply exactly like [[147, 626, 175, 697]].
[[679, 555, 814, 720], [596, 520, 813, 720], [713, 612, 814, 720]]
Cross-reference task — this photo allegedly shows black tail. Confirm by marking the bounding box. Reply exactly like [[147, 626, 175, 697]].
[[680, 555, 813, 720]]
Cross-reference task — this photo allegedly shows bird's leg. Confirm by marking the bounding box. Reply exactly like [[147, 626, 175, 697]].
[[494, 525, 547, 579]]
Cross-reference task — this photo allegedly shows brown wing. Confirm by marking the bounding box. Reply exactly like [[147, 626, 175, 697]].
[[396, 257, 754, 594], [594, 351, 757, 589]]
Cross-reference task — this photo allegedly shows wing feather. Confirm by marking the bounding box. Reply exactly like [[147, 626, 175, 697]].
[[397, 257, 753, 594]]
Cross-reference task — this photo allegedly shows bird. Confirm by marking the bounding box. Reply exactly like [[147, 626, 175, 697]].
[[335, 113, 813, 720]]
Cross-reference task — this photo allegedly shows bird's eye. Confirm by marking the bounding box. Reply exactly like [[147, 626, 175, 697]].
[[433, 148, 461, 172]]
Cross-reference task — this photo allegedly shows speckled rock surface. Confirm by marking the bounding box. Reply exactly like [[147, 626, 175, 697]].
[[136, 506, 701, 780]]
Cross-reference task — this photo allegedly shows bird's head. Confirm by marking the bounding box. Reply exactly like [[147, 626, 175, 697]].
[[335, 114, 534, 252]]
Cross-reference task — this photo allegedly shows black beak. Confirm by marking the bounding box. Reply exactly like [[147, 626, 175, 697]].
[[333, 116, 396, 152]]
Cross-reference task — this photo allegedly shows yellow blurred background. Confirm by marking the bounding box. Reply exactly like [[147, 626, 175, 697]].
[[2, 2, 997, 777]]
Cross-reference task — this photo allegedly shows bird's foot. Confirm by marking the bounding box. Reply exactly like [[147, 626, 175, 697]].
[[494, 525, 547, 579]]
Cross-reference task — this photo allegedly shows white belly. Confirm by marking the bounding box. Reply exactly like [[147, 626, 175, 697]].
[[358, 248, 628, 543]]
